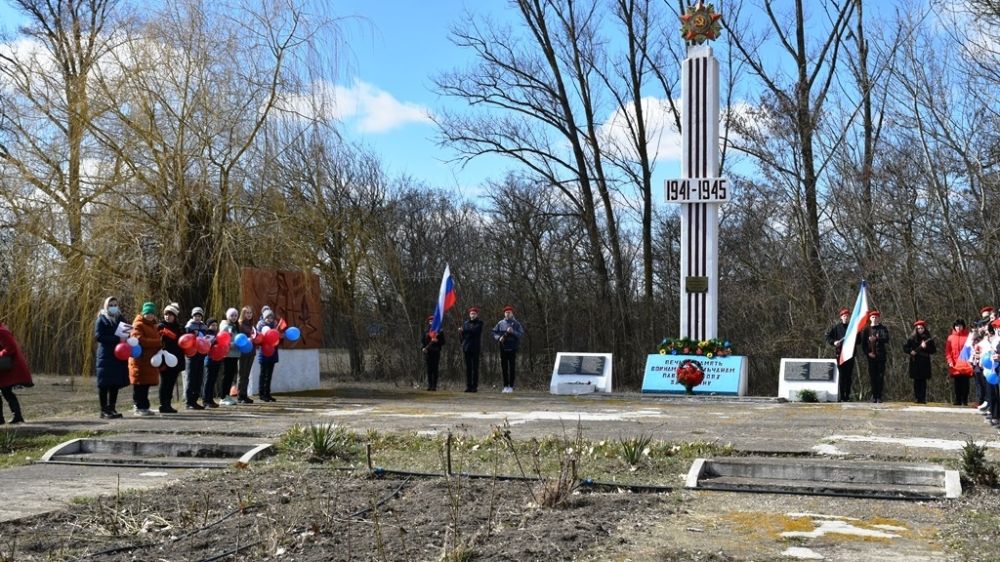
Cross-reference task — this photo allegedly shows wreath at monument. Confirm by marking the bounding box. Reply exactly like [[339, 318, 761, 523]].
[[657, 337, 733, 358], [675, 359, 705, 395]]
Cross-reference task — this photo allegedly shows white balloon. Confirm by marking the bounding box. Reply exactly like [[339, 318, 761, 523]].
[[164, 351, 178, 368], [150, 350, 163, 368], [127, 336, 139, 347], [261, 326, 271, 334]]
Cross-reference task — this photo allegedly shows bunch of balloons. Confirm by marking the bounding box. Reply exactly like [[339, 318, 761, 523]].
[[151, 349, 179, 369], [113, 337, 143, 361]]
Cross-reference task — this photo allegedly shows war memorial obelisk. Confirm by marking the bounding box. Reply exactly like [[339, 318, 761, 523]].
[[665, 2, 728, 341]]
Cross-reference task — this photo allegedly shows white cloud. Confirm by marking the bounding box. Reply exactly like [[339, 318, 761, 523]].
[[599, 96, 683, 163], [278, 79, 432, 133]]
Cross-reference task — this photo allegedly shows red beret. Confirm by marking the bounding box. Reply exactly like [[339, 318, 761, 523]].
[[981, 306, 994, 315], [467, 307, 479, 314], [838, 308, 850, 316], [868, 310, 880, 318], [913, 320, 927, 327], [425, 315, 434, 322], [503, 305, 515, 313]]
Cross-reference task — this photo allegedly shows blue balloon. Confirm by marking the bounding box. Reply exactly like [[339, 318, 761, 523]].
[[983, 356, 995, 370], [988, 371, 999, 385], [671, 349, 678, 355], [130, 345, 142, 359], [233, 333, 249, 347], [238, 340, 253, 354], [285, 326, 301, 342]]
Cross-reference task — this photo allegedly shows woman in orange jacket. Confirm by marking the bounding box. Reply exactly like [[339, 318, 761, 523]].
[[129, 302, 162, 416], [944, 319, 973, 406]]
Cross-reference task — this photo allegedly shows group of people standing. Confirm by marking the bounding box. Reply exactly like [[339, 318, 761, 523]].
[[94, 297, 284, 418], [422, 306, 524, 393], [826, 305, 1000, 427]]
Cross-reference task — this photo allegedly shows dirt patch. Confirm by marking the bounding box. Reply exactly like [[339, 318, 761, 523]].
[[0, 464, 674, 561]]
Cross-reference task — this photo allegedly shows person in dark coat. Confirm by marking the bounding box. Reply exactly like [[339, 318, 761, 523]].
[[491, 305, 525, 393], [202, 318, 221, 408], [459, 307, 483, 392], [859, 310, 890, 403], [157, 302, 184, 413], [255, 308, 280, 402], [825, 307, 855, 401], [422, 315, 445, 391], [0, 321, 32, 424], [94, 296, 129, 419], [184, 307, 208, 409], [236, 306, 256, 404], [903, 320, 937, 404]]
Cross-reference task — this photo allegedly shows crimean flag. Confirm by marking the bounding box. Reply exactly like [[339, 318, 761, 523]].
[[429, 264, 456, 339], [839, 281, 870, 365]]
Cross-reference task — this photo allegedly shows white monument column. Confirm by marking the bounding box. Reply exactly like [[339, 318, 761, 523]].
[[666, 3, 727, 341]]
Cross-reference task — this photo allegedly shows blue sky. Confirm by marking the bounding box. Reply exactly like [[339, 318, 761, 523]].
[[4, 1, 919, 205]]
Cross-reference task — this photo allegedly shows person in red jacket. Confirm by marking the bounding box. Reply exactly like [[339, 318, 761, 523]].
[[944, 319, 973, 406], [0, 322, 33, 423]]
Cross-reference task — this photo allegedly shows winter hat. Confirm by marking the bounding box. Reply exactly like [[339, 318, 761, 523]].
[[913, 320, 927, 328], [263, 308, 275, 319], [226, 307, 239, 320], [163, 302, 180, 316], [191, 307, 205, 317], [141, 302, 156, 315], [503, 305, 515, 313], [837, 308, 850, 317]]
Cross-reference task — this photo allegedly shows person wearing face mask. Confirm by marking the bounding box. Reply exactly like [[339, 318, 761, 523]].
[[94, 296, 129, 419], [859, 310, 890, 403], [128, 302, 162, 416], [459, 307, 483, 392], [825, 307, 855, 401]]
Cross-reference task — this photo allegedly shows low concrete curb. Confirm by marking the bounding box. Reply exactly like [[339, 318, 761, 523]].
[[686, 456, 962, 499]]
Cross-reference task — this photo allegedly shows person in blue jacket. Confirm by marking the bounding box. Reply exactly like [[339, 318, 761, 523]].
[[94, 296, 129, 419], [491, 305, 524, 393]]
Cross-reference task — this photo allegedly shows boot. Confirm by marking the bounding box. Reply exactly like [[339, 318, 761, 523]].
[[5, 394, 21, 423]]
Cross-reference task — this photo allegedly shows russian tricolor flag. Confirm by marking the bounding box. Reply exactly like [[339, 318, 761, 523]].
[[429, 264, 456, 338], [839, 281, 870, 365]]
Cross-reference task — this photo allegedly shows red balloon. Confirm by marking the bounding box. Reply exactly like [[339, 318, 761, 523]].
[[196, 337, 211, 355], [252, 333, 264, 346], [184, 347, 197, 358], [114, 342, 131, 361], [209, 347, 226, 362], [262, 344, 276, 357], [216, 331, 231, 347], [264, 329, 280, 346], [178, 333, 196, 350]]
